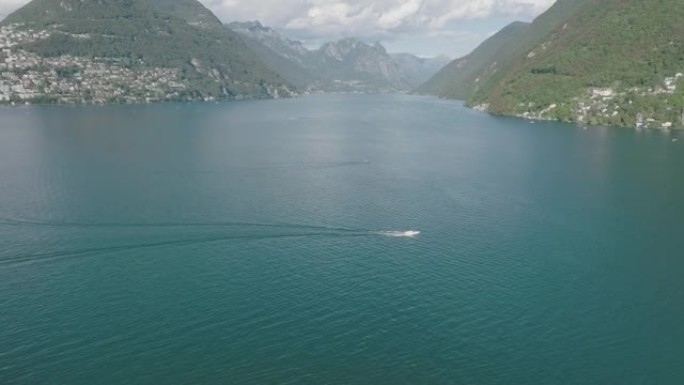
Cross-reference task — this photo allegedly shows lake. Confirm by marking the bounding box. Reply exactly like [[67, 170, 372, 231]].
[[1, 94, 683, 384]]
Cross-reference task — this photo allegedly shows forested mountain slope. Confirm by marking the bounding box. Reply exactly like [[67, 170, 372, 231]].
[[0, 0, 294, 103], [419, 0, 684, 128], [415, 21, 530, 99]]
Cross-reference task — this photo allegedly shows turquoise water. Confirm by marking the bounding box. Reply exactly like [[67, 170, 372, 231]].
[[1, 94, 683, 384]]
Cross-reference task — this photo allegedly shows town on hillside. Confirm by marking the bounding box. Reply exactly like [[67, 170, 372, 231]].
[[0, 24, 190, 105]]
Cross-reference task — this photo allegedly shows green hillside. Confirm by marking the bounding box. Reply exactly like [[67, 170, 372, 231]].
[[147, 0, 221, 27], [478, 0, 684, 127], [414, 21, 530, 99], [1, 0, 294, 101], [417, 0, 591, 100], [417, 0, 684, 128]]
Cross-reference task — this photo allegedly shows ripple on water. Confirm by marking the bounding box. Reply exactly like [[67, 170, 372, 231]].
[[1, 95, 683, 384]]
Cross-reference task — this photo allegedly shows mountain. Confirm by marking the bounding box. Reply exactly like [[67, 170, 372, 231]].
[[416, 0, 591, 100], [227, 21, 325, 91], [414, 21, 530, 99], [317, 37, 410, 91], [147, 0, 220, 27], [0, 0, 294, 104], [390, 53, 452, 89], [228, 21, 448, 93], [418, 0, 684, 129]]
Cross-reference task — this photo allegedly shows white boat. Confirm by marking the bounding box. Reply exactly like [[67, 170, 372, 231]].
[[379, 230, 421, 238]]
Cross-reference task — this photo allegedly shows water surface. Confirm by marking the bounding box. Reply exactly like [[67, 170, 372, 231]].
[[1, 94, 683, 384]]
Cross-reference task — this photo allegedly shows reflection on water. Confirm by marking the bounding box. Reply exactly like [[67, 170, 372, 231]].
[[0, 95, 683, 385]]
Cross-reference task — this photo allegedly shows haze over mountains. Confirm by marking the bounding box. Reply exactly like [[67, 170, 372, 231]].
[[418, 0, 684, 129], [228, 21, 451, 93]]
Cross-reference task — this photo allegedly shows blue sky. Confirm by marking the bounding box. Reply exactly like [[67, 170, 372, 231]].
[[0, 0, 555, 58]]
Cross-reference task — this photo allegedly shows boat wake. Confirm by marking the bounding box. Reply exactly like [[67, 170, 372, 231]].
[[0, 216, 420, 239], [377, 230, 421, 238], [0, 215, 421, 267]]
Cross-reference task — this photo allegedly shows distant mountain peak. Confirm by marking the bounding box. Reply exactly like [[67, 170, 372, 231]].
[[321, 38, 388, 61], [228, 20, 309, 60], [228, 21, 449, 93], [228, 20, 266, 31], [147, 0, 222, 28]]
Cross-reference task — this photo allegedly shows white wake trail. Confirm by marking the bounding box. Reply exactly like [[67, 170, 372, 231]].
[[376, 230, 421, 238]]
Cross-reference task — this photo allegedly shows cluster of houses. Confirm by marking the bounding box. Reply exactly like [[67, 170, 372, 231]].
[[0, 24, 188, 104], [554, 74, 684, 129]]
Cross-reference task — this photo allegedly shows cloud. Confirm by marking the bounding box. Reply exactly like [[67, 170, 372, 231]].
[[378, 0, 423, 29], [1, 0, 554, 34], [0, 0, 555, 31], [211, 0, 555, 37], [0, 0, 555, 56]]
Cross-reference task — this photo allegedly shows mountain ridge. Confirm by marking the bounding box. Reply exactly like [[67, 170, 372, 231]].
[[228, 21, 449, 93], [418, 0, 684, 129], [0, 0, 295, 104], [415, 21, 531, 100]]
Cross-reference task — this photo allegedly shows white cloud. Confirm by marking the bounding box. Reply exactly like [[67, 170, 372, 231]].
[[0, 0, 555, 34], [0, 0, 555, 56], [0, 0, 554, 31], [378, 0, 423, 29], [210, 0, 555, 37]]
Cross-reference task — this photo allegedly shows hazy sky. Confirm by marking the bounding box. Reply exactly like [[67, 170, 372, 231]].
[[0, 0, 555, 58]]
